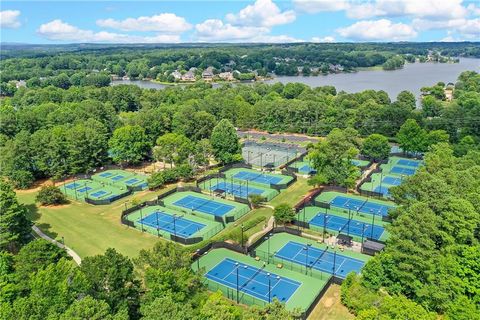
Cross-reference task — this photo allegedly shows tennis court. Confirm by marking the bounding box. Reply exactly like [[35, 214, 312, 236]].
[[195, 248, 329, 311], [206, 258, 301, 303], [92, 169, 148, 190], [330, 196, 393, 216], [242, 141, 302, 168], [309, 213, 384, 240], [382, 176, 402, 186], [140, 211, 205, 238], [396, 159, 421, 167], [275, 241, 365, 278], [61, 179, 129, 204], [173, 195, 234, 217], [223, 168, 294, 188], [390, 166, 416, 176], [233, 171, 282, 185], [288, 160, 316, 175], [211, 182, 264, 198], [198, 178, 279, 201]]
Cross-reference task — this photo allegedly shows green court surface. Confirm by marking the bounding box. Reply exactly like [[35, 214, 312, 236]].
[[253, 233, 370, 279], [360, 172, 403, 198], [193, 248, 329, 312], [91, 169, 148, 190], [315, 191, 396, 218], [198, 177, 279, 201], [124, 205, 223, 241], [223, 168, 294, 187], [379, 156, 422, 176], [61, 179, 129, 204], [162, 191, 250, 222], [296, 206, 389, 242], [289, 160, 316, 175]]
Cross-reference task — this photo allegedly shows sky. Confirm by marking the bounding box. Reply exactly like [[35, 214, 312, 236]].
[[1, 0, 479, 44]]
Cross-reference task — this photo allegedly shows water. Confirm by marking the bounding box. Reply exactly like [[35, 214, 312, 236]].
[[267, 58, 479, 99], [112, 58, 479, 100]]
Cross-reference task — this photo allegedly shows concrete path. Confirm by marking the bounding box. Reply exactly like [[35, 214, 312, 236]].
[[32, 225, 82, 265], [246, 216, 275, 246]]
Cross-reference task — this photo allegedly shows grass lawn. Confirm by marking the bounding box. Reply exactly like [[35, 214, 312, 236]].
[[16, 186, 177, 259], [307, 284, 354, 320]]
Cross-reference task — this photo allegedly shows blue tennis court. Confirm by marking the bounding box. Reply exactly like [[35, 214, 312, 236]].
[[309, 213, 384, 240], [233, 171, 283, 185], [90, 190, 108, 198], [77, 186, 92, 193], [275, 241, 365, 278], [382, 176, 402, 186], [111, 175, 126, 181], [330, 196, 393, 216], [210, 182, 264, 199], [299, 165, 316, 174], [206, 258, 301, 303], [99, 172, 113, 178], [140, 211, 205, 237], [396, 159, 420, 167], [173, 195, 234, 216], [65, 182, 82, 189], [374, 186, 391, 196], [390, 166, 416, 176], [124, 178, 140, 185]]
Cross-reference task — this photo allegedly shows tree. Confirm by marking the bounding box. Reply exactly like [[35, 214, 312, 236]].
[[396, 91, 416, 110], [60, 296, 117, 320], [361, 134, 390, 161], [140, 296, 195, 320], [36, 185, 68, 205], [154, 133, 194, 167], [199, 291, 242, 320], [454, 135, 477, 156], [108, 125, 151, 165], [422, 95, 442, 117], [273, 204, 295, 224], [308, 128, 361, 188], [0, 180, 32, 253], [80, 248, 141, 318], [396, 119, 427, 154], [210, 119, 242, 164], [426, 130, 449, 148]]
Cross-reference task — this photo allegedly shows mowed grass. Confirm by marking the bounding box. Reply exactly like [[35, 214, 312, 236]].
[[16, 186, 176, 258], [307, 284, 354, 320]]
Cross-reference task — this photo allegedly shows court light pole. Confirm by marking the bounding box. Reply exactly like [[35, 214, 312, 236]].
[[196, 249, 200, 271], [323, 210, 327, 243], [267, 273, 271, 303], [361, 223, 366, 243], [140, 208, 144, 232], [235, 262, 239, 303], [241, 224, 244, 250], [173, 214, 177, 237], [156, 211, 160, 237], [371, 210, 377, 239]]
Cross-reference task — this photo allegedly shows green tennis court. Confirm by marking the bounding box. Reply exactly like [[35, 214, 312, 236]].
[[360, 172, 404, 198], [193, 248, 329, 312], [92, 169, 148, 190], [162, 191, 250, 222], [198, 177, 279, 201], [124, 205, 223, 242], [60, 179, 130, 204]]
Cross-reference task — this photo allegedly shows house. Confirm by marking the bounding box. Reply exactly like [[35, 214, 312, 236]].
[[14, 80, 26, 89], [202, 67, 214, 81], [218, 72, 234, 81], [329, 64, 344, 72], [122, 75, 130, 81], [181, 70, 195, 82], [171, 70, 182, 80]]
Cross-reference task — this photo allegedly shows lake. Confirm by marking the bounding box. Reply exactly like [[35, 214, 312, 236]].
[[112, 58, 479, 100]]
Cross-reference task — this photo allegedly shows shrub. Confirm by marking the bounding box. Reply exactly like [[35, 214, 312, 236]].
[[248, 194, 265, 208], [273, 204, 295, 224], [36, 185, 68, 206]]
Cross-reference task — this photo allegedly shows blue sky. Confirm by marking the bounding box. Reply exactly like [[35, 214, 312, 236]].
[[1, 0, 479, 43]]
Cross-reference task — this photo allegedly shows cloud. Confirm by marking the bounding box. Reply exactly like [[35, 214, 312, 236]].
[[1, 10, 21, 29], [293, 0, 349, 14], [346, 0, 467, 20], [337, 19, 417, 41], [96, 13, 191, 33], [37, 19, 180, 43], [413, 18, 480, 38], [225, 0, 296, 27], [195, 19, 268, 42], [311, 36, 336, 42]]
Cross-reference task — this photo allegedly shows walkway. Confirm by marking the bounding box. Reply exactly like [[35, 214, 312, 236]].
[[31, 225, 82, 265]]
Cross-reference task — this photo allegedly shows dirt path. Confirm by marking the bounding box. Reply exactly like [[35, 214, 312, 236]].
[[32, 225, 82, 265]]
